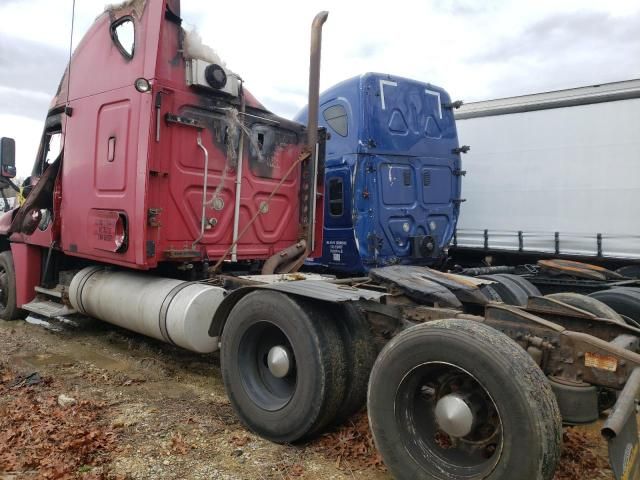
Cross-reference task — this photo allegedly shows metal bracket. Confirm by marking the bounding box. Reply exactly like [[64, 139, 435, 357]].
[[444, 100, 464, 109], [518, 231, 524, 251], [597, 233, 603, 257], [165, 113, 204, 129], [452, 145, 470, 154]]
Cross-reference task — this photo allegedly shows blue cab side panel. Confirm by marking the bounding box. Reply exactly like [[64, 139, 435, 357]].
[[295, 73, 462, 274]]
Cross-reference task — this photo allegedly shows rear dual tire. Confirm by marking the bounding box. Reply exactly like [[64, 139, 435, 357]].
[[332, 302, 377, 423], [590, 288, 640, 326], [220, 291, 374, 442], [222, 294, 564, 479], [367, 319, 562, 480], [546, 292, 625, 324], [501, 273, 541, 297], [221, 291, 345, 442], [478, 274, 540, 306]]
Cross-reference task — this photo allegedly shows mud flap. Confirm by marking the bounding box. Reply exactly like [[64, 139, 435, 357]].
[[603, 368, 640, 480]]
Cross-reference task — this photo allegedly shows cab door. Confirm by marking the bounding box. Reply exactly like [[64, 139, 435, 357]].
[[321, 165, 361, 269]]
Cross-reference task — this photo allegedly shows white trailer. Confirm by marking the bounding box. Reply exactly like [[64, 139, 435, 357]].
[[454, 79, 640, 263]]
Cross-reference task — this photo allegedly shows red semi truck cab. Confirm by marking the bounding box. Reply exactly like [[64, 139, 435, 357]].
[[2, 6, 640, 478], [0, 0, 325, 308]]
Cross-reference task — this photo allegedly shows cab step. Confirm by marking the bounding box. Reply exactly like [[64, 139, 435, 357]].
[[34, 285, 65, 299], [22, 297, 76, 318]]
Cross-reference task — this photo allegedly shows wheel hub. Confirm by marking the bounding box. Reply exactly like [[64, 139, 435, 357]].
[[267, 345, 291, 378], [434, 393, 474, 438]]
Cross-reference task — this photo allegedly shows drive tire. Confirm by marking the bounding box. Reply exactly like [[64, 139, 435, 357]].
[[496, 273, 541, 297], [616, 265, 640, 279], [590, 288, 640, 324], [0, 251, 23, 320], [332, 302, 377, 424], [546, 292, 624, 324], [479, 284, 503, 302], [221, 291, 346, 443], [478, 274, 528, 306], [368, 319, 562, 480]]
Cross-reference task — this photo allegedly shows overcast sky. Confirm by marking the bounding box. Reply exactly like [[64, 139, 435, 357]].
[[0, 0, 639, 176]]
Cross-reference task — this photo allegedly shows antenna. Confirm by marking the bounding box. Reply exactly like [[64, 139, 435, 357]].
[[62, 0, 76, 154]]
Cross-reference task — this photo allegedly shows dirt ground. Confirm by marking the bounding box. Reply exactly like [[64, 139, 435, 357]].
[[0, 316, 615, 480]]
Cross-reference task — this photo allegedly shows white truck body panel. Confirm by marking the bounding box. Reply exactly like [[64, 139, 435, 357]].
[[455, 79, 640, 260]]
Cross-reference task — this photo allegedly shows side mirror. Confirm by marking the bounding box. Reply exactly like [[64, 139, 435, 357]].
[[0, 138, 16, 178]]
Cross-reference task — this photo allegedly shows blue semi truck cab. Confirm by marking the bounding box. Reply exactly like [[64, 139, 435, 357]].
[[295, 73, 463, 273]]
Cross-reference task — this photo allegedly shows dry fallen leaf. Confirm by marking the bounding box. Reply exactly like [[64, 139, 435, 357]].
[[0, 365, 119, 479], [230, 434, 250, 447], [311, 410, 610, 478]]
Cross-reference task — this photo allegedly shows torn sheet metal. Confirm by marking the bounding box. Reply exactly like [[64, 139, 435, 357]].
[[370, 265, 492, 307], [538, 259, 625, 281]]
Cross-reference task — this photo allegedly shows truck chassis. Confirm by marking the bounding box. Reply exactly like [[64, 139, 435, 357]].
[[23, 261, 638, 480]]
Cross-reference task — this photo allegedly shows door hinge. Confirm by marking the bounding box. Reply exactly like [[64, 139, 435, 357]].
[[165, 113, 204, 129]]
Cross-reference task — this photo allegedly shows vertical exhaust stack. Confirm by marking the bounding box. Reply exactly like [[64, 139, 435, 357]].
[[296, 11, 329, 268], [307, 11, 329, 154], [262, 11, 328, 275]]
